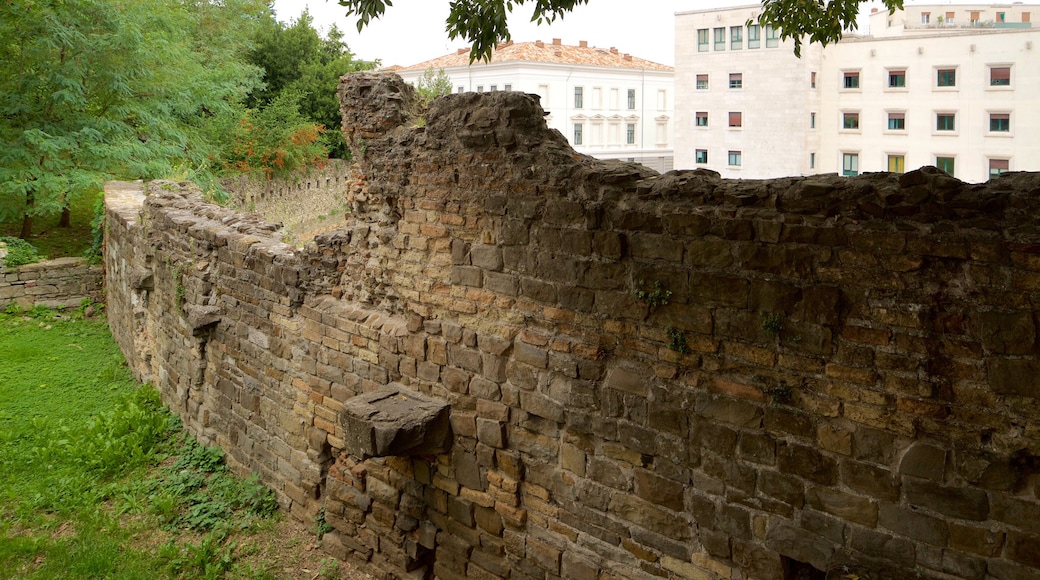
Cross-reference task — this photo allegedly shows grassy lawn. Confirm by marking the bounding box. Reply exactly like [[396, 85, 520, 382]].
[[0, 306, 351, 579], [0, 192, 98, 260]]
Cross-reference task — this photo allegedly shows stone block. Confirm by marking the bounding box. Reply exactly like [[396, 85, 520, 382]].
[[903, 478, 989, 521], [878, 502, 948, 546], [988, 358, 1040, 398], [340, 384, 451, 458], [976, 311, 1036, 355], [764, 522, 834, 573], [778, 443, 838, 485], [806, 486, 878, 527]]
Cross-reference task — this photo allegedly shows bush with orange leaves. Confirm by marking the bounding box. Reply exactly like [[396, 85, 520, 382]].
[[221, 92, 327, 179]]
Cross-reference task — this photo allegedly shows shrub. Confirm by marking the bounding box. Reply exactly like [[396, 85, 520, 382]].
[[0, 236, 42, 268]]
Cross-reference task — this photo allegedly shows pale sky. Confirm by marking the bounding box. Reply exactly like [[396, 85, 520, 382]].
[[269, 0, 957, 68]]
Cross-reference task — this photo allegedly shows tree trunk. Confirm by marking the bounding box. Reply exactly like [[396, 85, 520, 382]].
[[59, 205, 71, 228], [20, 193, 33, 239]]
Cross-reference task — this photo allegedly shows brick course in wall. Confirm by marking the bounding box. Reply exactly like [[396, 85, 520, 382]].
[[1, 256, 102, 309], [105, 72, 1040, 580]]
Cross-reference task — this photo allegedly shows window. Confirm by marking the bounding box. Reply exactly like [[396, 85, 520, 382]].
[[936, 156, 955, 176], [656, 121, 667, 146], [728, 151, 742, 166], [945, 11, 955, 23], [921, 12, 931, 24], [457, 86, 464, 93], [970, 11, 980, 24], [810, 112, 816, 128], [696, 74, 708, 90], [888, 112, 906, 130], [1024, 12, 1031, 23], [936, 113, 956, 131], [728, 112, 742, 127], [843, 71, 860, 89], [573, 123, 583, 145], [695, 112, 708, 127], [937, 68, 956, 87], [477, 85, 483, 92], [698, 28, 709, 52], [729, 73, 743, 89], [657, 89, 667, 110], [627, 89, 636, 109], [810, 152, 815, 169], [490, 84, 497, 91], [842, 153, 859, 177], [714, 27, 726, 50], [504, 84, 512, 91], [626, 123, 635, 144], [842, 112, 860, 130], [574, 86, 584, 108], [810, 71, 817, 88], [765, 25, 779, 47], [695, 149, 708, 164], [997, 11, 1006, 22], [888, 155, 905, 173], [889, 69, 906, 88], [748, 24, 761, 48], [730, 26, 743, 49], [990, 113, 1010, 132], [990, 66, 1011, 86], [989, 159, 1009, 179]]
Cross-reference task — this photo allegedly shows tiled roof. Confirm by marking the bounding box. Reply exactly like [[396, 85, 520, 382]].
[[395, 40, 672, 72]]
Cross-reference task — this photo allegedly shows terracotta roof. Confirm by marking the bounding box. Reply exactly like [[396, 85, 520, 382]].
[[396, 40, 672, 72]]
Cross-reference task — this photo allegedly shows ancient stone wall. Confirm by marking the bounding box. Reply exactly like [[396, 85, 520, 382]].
[[105, 72, 1040, 580], [1, 256, 103, 309]]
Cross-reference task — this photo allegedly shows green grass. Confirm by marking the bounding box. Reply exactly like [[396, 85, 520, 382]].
[[0, 306, 282, 579], [0, 191, 97, 259]]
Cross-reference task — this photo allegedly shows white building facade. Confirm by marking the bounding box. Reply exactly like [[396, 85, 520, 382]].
[[395, 40, 675, 173], [675, 4, 1040, 183]]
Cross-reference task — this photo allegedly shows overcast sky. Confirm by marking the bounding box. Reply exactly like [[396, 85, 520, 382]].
[[269, 0, 958, 67]]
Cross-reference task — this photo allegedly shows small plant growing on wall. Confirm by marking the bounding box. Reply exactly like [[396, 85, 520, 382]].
[[666, 327, 691, 354], [634, 280, 672, 312], [761, 312, 784, 337], [754, 374, 795, 405]]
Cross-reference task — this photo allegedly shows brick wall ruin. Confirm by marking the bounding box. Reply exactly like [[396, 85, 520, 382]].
[[105, 72, 1040, 580], [1, 256, 102, 310]]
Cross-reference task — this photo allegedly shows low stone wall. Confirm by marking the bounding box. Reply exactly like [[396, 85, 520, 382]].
[[104, 72, 1040, 580], [1, 256, 103, 309]]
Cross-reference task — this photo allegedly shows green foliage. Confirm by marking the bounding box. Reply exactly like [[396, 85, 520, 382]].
[[85, 190, 106, 262], [666, 327, 691, 355], [221, 91, 328, 179], [761, 312, 784, 337], [148, 436, 278, 534], [246, 10, 376, 159], [633, 279, 672, 312], [0, 0, 267, 230], [315, 506, 334, 539], [34, 387, 172, 476], [0, 236, 42, 268], [0, 313, 282, 577], [416, 67, 454, 106], [757, 0, 904, 57]]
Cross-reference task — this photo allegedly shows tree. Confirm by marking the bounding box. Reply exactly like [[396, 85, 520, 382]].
[[337, 0, 904, 62], [0, 0, 267, 237], [415, 68, 454, 106], [246, 11, 377, 158]]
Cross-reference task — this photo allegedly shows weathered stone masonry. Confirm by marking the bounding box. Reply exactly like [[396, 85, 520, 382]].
[[106, 72, 1040, 579]]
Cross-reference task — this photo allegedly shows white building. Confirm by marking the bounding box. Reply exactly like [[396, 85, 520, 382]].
[[395, 40, 675, 172], [674, 4, 1040, 183]]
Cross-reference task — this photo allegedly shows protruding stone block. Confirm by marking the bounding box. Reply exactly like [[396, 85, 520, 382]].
[[341, 384, 451, 458]]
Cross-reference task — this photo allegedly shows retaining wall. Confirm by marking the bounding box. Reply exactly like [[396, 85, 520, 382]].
[[1, 256, 102, 310], [104, 72, 1040, 580]]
